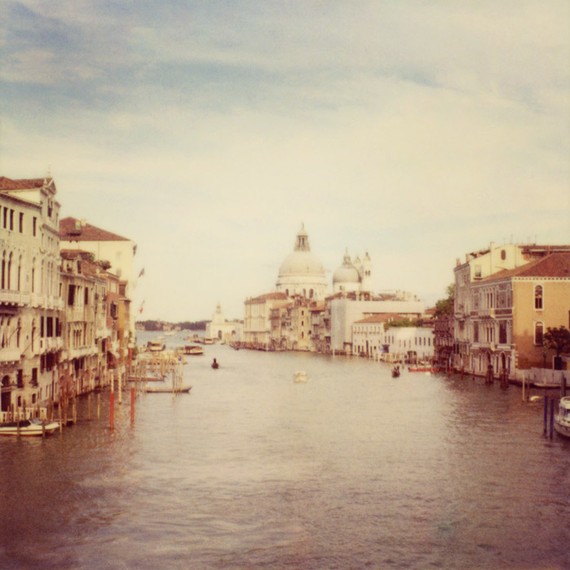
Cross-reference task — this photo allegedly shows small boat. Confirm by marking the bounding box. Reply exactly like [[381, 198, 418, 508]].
[[408, 365, 439, 373], [554, 396, 570, 438], [0, 418, 60, 437], [211, 359, 219, 369], [203, 337, 215, 345], [147, 340, 165, 352], [392, 366, 401, 378], [144, 385, 192, 394], [293, 370, 308, 383], [184, 345, 204, 356]]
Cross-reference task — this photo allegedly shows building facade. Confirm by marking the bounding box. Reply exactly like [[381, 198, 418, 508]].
[[454, 244, 570, 381], [0, 177, 63, 419]]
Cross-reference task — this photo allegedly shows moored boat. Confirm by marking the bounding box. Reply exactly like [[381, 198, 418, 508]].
[[144, 385, 192, 394], [408, 365, 439, 373], [147, 340, 166, 352], [184, 345, 204, 355], [0, 418, 60, 437], [554, 396, 570, 438]]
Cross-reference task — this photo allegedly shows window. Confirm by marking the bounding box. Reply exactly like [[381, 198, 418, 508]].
[[501, 249, 506, 261], [32, 217, 37, 236], [473, 322, 479, 343], [535, 321, 544, 346], [534, 285, 543, 310], [19, 212, 23, 233], [499, 321, 507, 344]]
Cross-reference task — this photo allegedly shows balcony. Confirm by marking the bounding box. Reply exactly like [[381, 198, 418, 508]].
[[39, 337, 64, 353], [0, 347, 22, 363], [478, 308, 496, 319], [0, 290, 30, 307]]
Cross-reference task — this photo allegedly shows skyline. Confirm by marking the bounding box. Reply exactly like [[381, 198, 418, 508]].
[[1, 1, 569, 321]]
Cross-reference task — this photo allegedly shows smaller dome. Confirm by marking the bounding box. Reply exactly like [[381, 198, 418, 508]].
[[333, 251, 360, 284]]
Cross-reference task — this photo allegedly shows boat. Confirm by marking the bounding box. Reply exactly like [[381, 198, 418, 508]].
[[147, 340, 165, 352], [144, 385, 192, 394], [211, 359, 219, 369], [293, 370, 308, 383], [554, 396, 570, 438], [184, 345, 204, 356], [203, 337, 215, 345], [408, 365, 440, 373], [392, 366, 401, 378], [0, 418, 60, 437]]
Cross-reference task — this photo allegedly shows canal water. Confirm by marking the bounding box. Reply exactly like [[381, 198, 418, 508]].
[[1, 335, 569, 569]]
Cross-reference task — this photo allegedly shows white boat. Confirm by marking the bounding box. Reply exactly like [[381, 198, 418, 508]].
[[554, 396, 570, 438], [0, 418, 60, 437], [293, 370, 309, 383], [184, 345, 204, 355]]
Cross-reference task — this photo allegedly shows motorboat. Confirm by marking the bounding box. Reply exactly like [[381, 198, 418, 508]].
[[0, 418, 60, 437], [184, 345, 204, 356], [293, 370, 308, 383], [203, 337, 215, 345], [554, 396, 570, 438], [147, 340, 165, 352]]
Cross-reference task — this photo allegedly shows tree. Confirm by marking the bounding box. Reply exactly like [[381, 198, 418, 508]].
[[544, 326, 570, 356], [434, 284, 455, 317], [544, 326, 570, 370]]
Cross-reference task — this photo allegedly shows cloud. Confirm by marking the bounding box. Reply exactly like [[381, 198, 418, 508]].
[[1, 0, 569, 320]]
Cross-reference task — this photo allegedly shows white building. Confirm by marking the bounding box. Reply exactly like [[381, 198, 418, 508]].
[[59, 217, 137, 339], [329, 294, 425, 355], [206, 304, 243, 343], [0, 176, 63, 418], [352, 316, 434, 362]]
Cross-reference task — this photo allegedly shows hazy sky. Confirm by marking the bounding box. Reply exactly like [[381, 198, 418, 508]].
[[2, 1, 569, 322]]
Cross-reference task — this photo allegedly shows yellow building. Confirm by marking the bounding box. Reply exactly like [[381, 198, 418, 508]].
[[469, 252, 570, 381]]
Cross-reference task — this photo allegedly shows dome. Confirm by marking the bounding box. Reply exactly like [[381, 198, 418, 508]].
[[279, 250, 325, 277], [276, 224, 328, 299], [333, 251, 361, 285]]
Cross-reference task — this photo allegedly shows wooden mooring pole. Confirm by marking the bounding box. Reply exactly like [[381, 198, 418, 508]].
[[549, 397, 555, 440], [109, 391, 115, 431], [130, 387, 135, 425]]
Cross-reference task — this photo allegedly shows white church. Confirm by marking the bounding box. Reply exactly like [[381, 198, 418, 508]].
[[242, 224, 426, 353]]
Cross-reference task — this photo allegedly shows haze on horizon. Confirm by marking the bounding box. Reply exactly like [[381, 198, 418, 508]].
[[1, 1, 569, 321]]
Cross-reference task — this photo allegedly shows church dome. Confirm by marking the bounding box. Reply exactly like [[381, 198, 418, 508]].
[[276, 224, 328, 299], [333, 251, 360, 284], [279, 250, 325, 277]]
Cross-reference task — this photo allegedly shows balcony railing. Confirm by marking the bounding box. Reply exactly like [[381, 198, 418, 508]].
[[0, 290, 30, 306]]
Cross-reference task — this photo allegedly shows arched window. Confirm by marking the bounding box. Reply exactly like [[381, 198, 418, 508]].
[[534, 285, 543, 310], [535, 321, 544, 346]]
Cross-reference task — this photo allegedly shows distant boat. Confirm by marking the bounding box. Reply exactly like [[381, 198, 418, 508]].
[[0, 418, 60, 437], [211, 359, 219, 369], [184, 345, 204, 356], [203, 337, 215, 345], [293, 370, 308, 383], [392, 366, 401, 378], [554, 396, 570, 438], [408, 365, 439, 373], [147, 340, 165, 352]]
